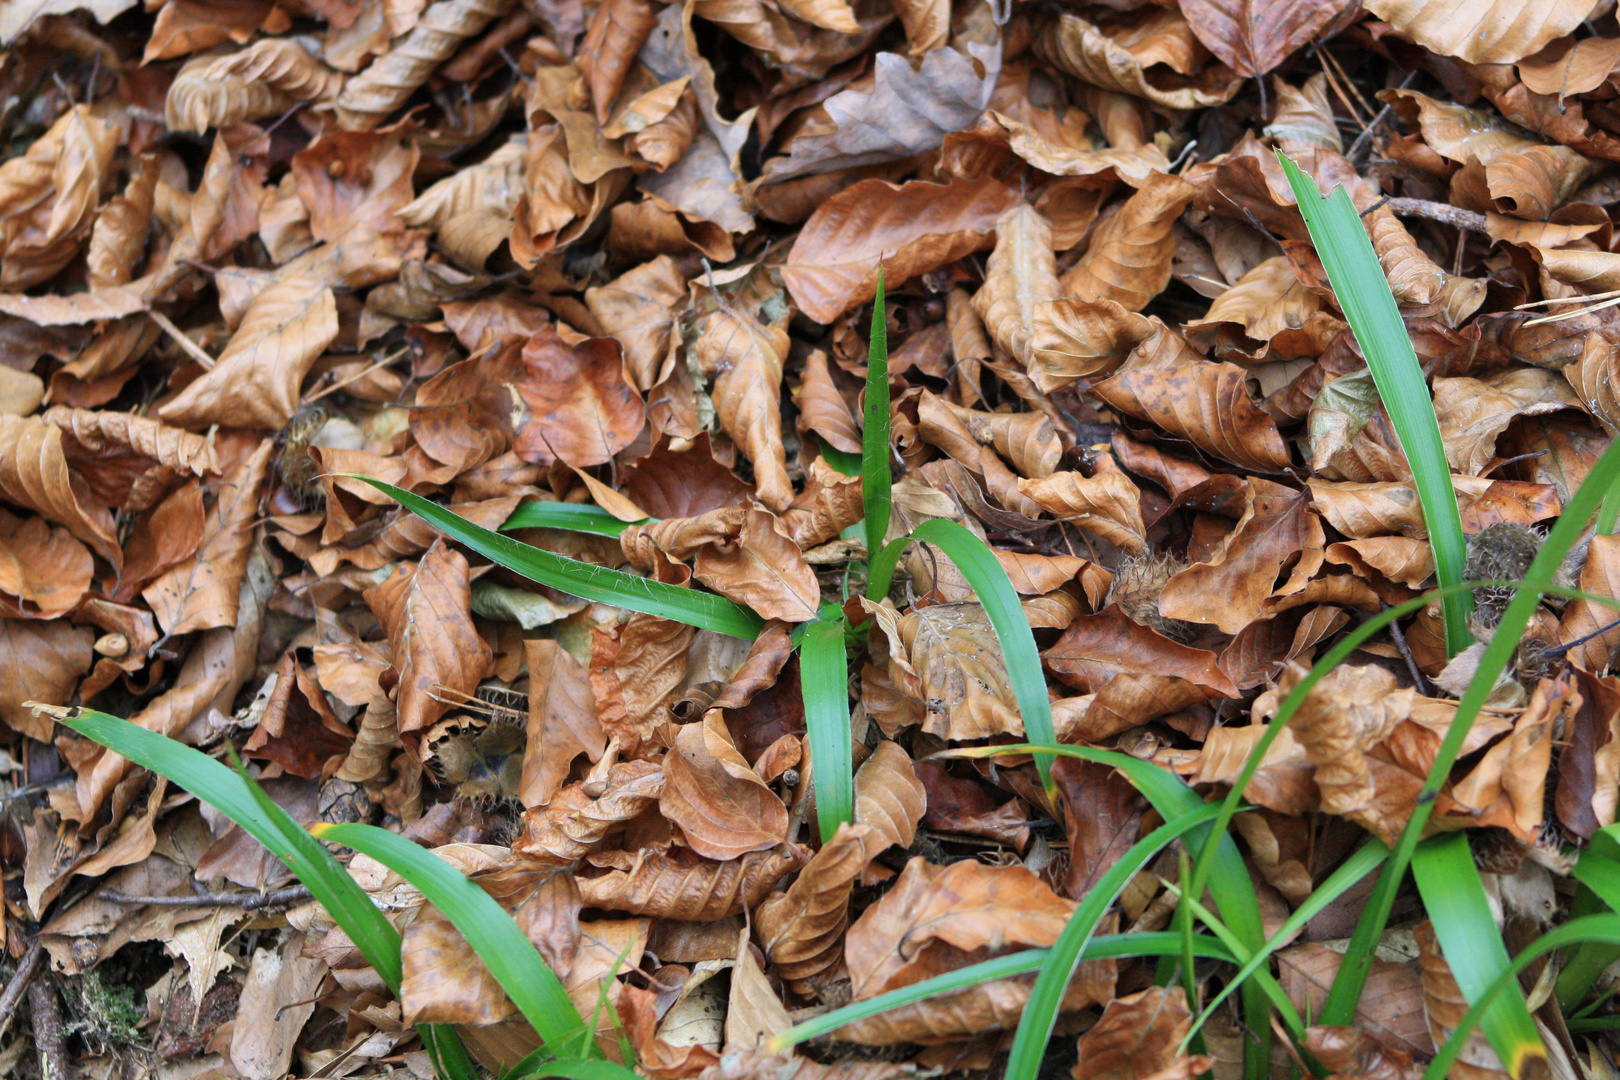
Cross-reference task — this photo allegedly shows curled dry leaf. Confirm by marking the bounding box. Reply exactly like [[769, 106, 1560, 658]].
[[1061, 172, 1198, 312], [578, 845, 808, 921], [1035, 8, 1242, 110], [661, 711, 790, 860], [1017, 459, 1148, 553], [591, 612, 693, 754], [515, 761, 667, 862], [1074, 987, 1212, 1080], [853, 740, 927, 852], [0, 415, 121, 568], [1414, 920, 1508, 1077], [785, 176, 1018, 326], [363, 540, 493, 736], [512, 327, 645, 468], [971, 203, 1059, 374], [756, 822, 885, 984], [1094, 361, 1293, 472], [1178, 0, 1350, 77], [692, 509, 821, 623], [579, 0, 659, 123], [334, 0, 513, 129], [167, 40, 344, 132], [520, 638, 606, 808], [1157, 482, 1325, 635], [1029, 298, 1154, 392], [839, 858, 1113, 1044], [694, 310, 794, 511], [587, 255, 687, 392], [866, 600, 1025, 741]]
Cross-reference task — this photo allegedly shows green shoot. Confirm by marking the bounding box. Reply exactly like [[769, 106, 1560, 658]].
[[800, 618, 854, 842], [354, 478, 765, 639], [1276, 151, 1472, 657], [39, 706, 478, 1080], [863, 270, 892, 570], [502, 502, 652, 536]]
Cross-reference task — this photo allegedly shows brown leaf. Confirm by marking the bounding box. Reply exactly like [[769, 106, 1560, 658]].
[[1414, 921, 1510, 1076], [158, 272, 340, 430], [0, 415, 121, 568], [1519, 34, 1620, 98], [590, 612, 693, 754], [1044, 609, 1239, 739], [1029, 298, 1154, 392], [291, 127, 419, 242], [1074, 987, 1209, 1080], [1061, 173, 1197, 312], [661, 711, 790, 860], [521, 638, 606, 808], [757, 821, 885, 983], [758, 43, 999, 185], [1017, 459, 1148, 553], [694, 310, 793, 511], [515, 761, 667, 862], [971, 203, 1059, 373], [586, 255, 688, 393], [794, 349, 861, 455], [579, 0, 660, 122], [334, 0, 512, 129], [839, 857, 1112, 1043], [364, 540, 493, 736], [1053, 756, 1147, 903], [865, 599, 1025, 741], [1302, 1026, 1419, 1080], [1158, 482, 1325, 634], [693, 509, 821, 622], [1180, 0, 1349, 77], [1093, 362, 1294, 472], [1279, 942, 1433, 1060], [0, 507, 92, 617], [853, 740, 927, 852], [0, 619, 93, 740], [143, 440, 271, 636], [785, 176, 1017, 325], [1433, 368, 1581, 476], [1365, 0, 1594, 63], [578, 845, 808, 921], [513, 327, 646, 468], [1035, 8, 1242, 109]]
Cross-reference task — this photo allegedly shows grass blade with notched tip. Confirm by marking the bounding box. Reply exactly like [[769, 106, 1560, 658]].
[[355, 478, 764, 639], [1276, 151, 1471, 657], [311, 821, 594, 1056], [800, 616, 854, 843], [502, 502, 653, 535]]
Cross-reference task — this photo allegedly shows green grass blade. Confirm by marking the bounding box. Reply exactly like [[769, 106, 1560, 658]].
[[865, 535, 909, 602], [862, 270, 892, 572], [1422, 912, 1620, 1080], [502, 502, 653, 536], [1188, 841, 1389, 1043], [51, 708, 479, 1080], [1557, 829, 1620, 1007], [53, 708, 406, 990], [1169, 890, 1308, 1043], [312, 822, 591, 1055], [800, 617, 854, 843], [504, 1059, 643, 1080], [353, 478, 765, 639], [1005, 803, 1224, 1080], [1412, 834, 1543, 1076], [769, 931, 1238, 1051], [908, 519, 1056, 794], [1275, 151, 1472, 656], [820, 438, 862, 477], [1324, 435, 1620, 1027], [947, 742, 1272, 1077]]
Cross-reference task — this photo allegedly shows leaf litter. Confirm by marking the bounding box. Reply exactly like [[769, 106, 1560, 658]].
[[2, 1, 1620, 1079]]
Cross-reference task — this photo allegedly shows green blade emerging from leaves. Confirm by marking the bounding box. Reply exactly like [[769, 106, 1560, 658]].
[[1412, 834, 1547, 1078], [908, 519, 1055, 794], [1275, 151, 1472, 656], [42, 706, 480, 1080], [800, 616, 854, 843], [863, 270, 892, 572], [354, 478, 764, 639], [312, 822, 593, 1055]]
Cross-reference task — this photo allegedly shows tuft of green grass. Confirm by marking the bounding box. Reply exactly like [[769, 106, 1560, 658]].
[[1276, 151, 1472, 657], [799, 617, 854, 843], [34, 705, 479, 1080]]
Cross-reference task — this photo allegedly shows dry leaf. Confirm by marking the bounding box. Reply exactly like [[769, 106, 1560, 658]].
[[661, 712, 790, 860]]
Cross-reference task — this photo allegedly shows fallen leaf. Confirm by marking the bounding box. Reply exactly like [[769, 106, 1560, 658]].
[[661, 711, 790, 860]]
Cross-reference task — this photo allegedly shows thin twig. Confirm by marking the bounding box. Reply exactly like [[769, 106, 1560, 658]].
[[1386, 611, 1433, 696], [98, 885, 312, 911], [0, 942, 44, 1032], [1382, 197, 1489, 234], [1346, 69, 1419, 161], [28, 977, 69, 1080], [147, 310, 216, 371]]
